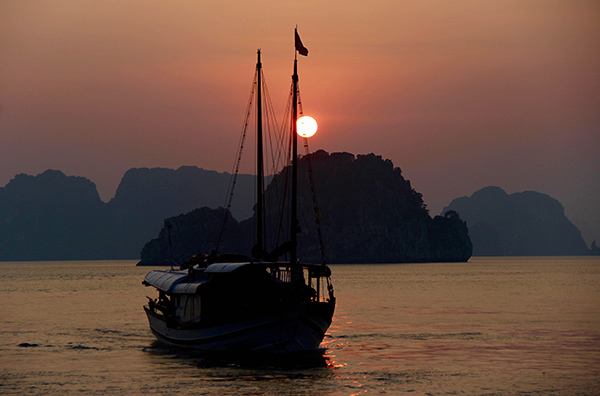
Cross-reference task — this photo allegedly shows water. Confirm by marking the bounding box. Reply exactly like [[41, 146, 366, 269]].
[[1, 257, 599, 395]]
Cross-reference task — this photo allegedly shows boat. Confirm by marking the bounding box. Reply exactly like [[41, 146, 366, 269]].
[[142, 30, 336, 353]]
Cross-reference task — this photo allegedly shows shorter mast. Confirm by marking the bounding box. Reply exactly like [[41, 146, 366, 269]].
[[256, 50, 265, 256]]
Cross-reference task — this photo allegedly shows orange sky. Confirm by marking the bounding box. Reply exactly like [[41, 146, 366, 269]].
[[1, 1, 599, 243]]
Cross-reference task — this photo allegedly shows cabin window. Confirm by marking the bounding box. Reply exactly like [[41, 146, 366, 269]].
[[174, 296, 186, 321], [183, 295, 201, 322], [269, 267, 291, 283], [307, 273, 332, 303], [173, 295, 201, 321]]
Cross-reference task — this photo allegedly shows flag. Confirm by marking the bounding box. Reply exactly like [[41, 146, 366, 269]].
[[295, 29, 308, 56]]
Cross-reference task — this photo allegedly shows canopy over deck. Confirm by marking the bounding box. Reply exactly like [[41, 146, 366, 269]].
[[142, 270, 205, 294]]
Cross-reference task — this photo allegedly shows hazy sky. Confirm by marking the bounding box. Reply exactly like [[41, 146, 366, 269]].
[[1, 1, 599, 244]]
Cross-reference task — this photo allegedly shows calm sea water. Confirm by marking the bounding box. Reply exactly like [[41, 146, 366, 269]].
[[1, 257, 599, 395]]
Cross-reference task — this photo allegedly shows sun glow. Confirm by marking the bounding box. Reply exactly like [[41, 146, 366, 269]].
[[297, 116, 318, 138]]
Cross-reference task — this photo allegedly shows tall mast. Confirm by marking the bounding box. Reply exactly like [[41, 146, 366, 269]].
[[290, 56, 299, 265], [256, 50, 264, 255]]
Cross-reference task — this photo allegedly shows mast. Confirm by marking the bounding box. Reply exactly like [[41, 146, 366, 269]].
[[290, 27, 307, 265], [256, 50, 265, 256], [290, 55, 299, 265]]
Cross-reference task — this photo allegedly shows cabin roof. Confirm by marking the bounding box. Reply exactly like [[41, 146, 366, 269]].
[[142, 264, 256, 294], [143, 270, 205, 294], [143, 262, 332, 294], [204, 262, 253, 273]]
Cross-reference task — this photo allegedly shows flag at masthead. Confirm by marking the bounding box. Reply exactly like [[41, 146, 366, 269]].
[[295, 28, 308, 56]]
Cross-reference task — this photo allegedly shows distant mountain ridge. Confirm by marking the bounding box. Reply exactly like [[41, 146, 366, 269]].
[[443, 186, 592, 256], [0, 167, 255, 261], [5, 162, 591, 262], [0, 152, 473, 263]]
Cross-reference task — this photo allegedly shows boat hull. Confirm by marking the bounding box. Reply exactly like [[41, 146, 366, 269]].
[[145, 302, 334, 352]]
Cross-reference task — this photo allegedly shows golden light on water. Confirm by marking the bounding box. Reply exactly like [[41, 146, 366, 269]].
[[297, 116, 318, 138]]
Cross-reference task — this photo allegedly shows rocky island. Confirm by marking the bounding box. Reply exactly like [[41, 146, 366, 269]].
[[443, 186, 592, 256], [139, 151, 473, 265]]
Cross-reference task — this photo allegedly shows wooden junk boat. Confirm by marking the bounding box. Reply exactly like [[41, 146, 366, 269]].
[[142, 30, 335, 353]]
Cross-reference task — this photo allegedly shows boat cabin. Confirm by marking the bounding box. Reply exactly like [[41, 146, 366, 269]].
[[143, 262, 334, 326]]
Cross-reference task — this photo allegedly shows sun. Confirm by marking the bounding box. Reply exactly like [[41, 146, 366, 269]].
[[297, 116, 318, 138]]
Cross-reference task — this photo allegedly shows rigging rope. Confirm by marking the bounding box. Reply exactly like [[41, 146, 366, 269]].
[[302, 137, 327, 264], [266, 81, 294, 252], [298, 88, 327, 264], [216, 69, 258, 252]]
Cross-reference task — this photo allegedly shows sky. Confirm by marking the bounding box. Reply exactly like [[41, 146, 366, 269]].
[[1, 1, 599, 245]]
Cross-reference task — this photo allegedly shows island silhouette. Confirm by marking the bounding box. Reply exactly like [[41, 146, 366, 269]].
[[138, 151, 472, 265], [443, 186, 593, 256], [1, 152, 593, 263]]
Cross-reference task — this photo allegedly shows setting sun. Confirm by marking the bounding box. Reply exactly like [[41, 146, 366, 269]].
[[297, 115, 318, 138]]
